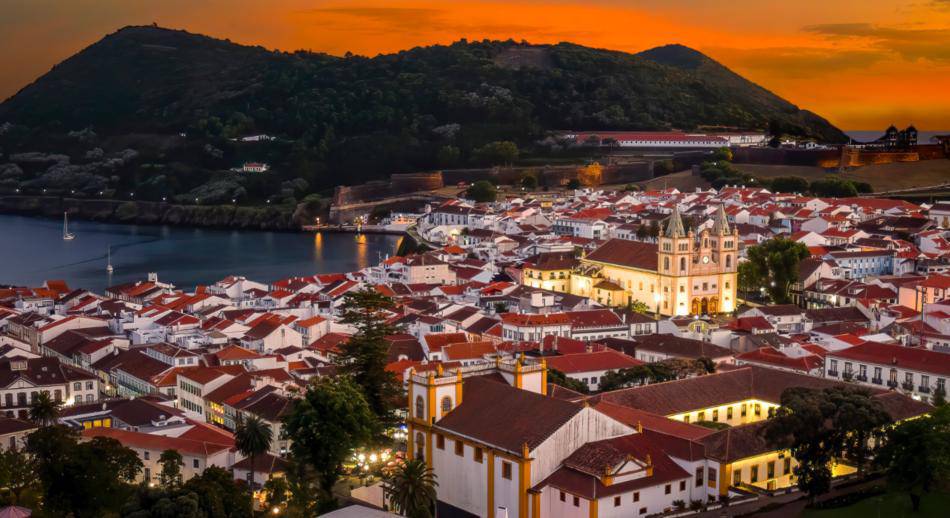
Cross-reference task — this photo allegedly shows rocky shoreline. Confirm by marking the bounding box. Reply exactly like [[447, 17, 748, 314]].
[[0, 195, 317, 231]]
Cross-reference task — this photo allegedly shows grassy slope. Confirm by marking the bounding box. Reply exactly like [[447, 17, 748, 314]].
[[735, 160, 950, 192], [802, 491, 950, 518]]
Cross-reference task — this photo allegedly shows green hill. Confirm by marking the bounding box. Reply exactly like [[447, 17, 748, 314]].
[[0, 26, 846, 201]]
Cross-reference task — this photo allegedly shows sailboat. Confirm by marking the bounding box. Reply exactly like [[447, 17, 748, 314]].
[[106, 246, 114, 274], [62, 212, 75, 240]]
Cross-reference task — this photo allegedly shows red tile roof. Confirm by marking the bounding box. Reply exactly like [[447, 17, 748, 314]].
[[545, 350, 642, 374]]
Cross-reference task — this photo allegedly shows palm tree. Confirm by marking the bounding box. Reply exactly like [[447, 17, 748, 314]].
[[384, 458, 438, 518], [235, 414, 273, 508], [28, 392, 62, 427]]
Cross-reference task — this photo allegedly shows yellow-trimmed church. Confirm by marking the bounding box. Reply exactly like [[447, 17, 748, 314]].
[[528, 206, 738, 316]]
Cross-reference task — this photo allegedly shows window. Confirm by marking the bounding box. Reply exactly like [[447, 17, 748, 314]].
[[193, 459, 199, 468], [695, 467, 704, 487], [572, 496, 579, 507], [708, 468, 717, 488], [664, 257, 670, 270], [441, 396, 453, 415], [697, 411, 705, 421], [665, 484, 671, 494], [415, 433, 425, 458], [560, 491, 565, 502], [726, 255, 732, 268], [680, 480, 686, 491], [783, 457, 791, 475], [754, 403, 762, 416], [614, 496, 621, 507], [740, 403, 747, 417], [454, 440, 464, 456], [639, 507, 647, 515], [751, 465, 759, 483], [436, 434, 445, 449], [474, 447, 483, 463], [712, 409, 719, 422], [733, 468, 742, 485], [502, 461, 512, 480], [86, 381, 94, 390], [633, 492, 640, 502], [680, 257, 687, 271], [73, 382, 81, 391], [144, 451, 150, 461], [415, 396, 425, 419], [767, 461, 775, 479], [727, 406, 733, 420], [683, 414, 690, 424]]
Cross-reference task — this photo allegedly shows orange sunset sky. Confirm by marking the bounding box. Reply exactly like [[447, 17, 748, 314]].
[[2, 0, 949, 130]]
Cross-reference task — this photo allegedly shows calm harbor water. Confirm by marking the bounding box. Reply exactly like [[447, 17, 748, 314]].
[[0, 215, 402, 292]]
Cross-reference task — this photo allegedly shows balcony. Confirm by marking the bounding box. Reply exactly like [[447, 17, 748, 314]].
[[872, 378, 883, 385], [918, 385, 931, 394], [856, 374, 868, 382], [902, 381, 914, 391], [828, 370, 839, 378], [842, 372, 854, 381]]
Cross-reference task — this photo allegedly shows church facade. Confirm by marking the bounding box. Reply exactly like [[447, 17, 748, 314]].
[[558, 206, 738, 316]]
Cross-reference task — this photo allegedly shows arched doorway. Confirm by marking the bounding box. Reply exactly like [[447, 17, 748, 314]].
[[700, 298, 709, 314], [691, 298, 701, 315], [708, 297, 719, 314]]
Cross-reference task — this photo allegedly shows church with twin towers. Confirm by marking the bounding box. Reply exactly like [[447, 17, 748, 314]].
[[562, 205, 739, 316]]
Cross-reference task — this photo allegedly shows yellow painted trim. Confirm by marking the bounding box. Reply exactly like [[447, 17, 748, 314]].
[[487, 450, 495, 516], [515, 360, 523, 389], [589, 498, 598, 518], [519, 449, 531, 518], [456, 369, 463, 405], [540, 360, 548, 395], [531, 492, 540, 518], [427, 374, 436, 422], [720, 463, 732, 496], [407, 422, 415, 461]]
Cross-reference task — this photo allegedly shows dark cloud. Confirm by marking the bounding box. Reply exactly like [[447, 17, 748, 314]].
[[301, 6, 595, 42], [803, 22, 950, 62], [708, 46, 885, 78]]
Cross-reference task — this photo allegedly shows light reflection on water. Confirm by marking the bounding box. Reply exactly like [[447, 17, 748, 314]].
[[0, 216, 400, 292]]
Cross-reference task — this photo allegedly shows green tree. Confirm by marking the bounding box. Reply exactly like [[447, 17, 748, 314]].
[[712, 147, 733, 162], [27, 426, 143, 516], [744, 238, 811, 304], [436, 145, 460, 168], [769, 176, 809, 194], [809, 178, 858, 197], [282, 376, 376, 512], [383, 458, 439, 518], [548, 368, 588, 394], [263, 475, 290, 512], [334, 288, 403, 430], [235, 413, 273, 508], [467, 180, 497, 203], [182, 466, 253, 518], [627, 300, 651, 314], [0, 447, 37, 506], [875, 405, 950, 512], [765, 386, 891, 502], [159, 449, 185, 489], [474, 141, 519, 165], [520, 173, 538, 190], [28, 391, 62, 426]]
